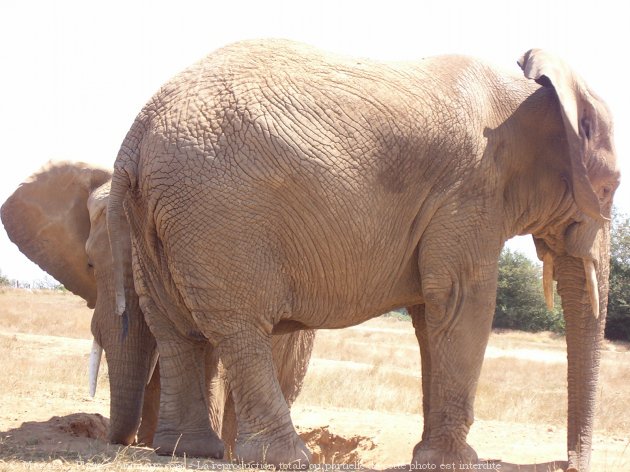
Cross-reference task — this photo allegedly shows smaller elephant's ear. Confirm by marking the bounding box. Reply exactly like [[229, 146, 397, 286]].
[[518, 49, 603, 221], [1, 162, 112, 307]]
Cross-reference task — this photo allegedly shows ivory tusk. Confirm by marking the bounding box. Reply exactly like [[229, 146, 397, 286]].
[[583, 259, 600, 319], [89, 339, 103, 398], [543, 253, 555, 311], [147, 350, 159, 386]]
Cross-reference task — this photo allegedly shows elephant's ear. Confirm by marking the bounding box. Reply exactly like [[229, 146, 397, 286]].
[[518, 49, 603, 222], [1, 161, 112, 307]]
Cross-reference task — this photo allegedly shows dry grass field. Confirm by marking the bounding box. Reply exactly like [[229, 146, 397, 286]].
[[0, 288, 629, 471]]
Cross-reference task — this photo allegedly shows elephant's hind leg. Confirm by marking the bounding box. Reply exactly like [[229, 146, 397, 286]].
[[140, 297, 224, 459], [136, 362, 160, 447], [212, 318, 311, 468]]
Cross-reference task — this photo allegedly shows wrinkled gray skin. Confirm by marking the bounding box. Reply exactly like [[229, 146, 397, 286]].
[[1, 162, 314, 455], [108, 40, 619, 470]]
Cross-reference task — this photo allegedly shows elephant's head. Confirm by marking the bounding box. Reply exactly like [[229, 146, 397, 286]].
[[519, 50, 620, 471], [1, 161, 157, 446]]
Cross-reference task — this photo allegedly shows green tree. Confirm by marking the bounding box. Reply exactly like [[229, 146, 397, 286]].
[[494, 248, 564, 333], [605, 209, 630, 341]]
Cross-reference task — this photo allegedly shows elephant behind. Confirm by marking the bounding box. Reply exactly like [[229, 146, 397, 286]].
[[1, 161, 315, 452]]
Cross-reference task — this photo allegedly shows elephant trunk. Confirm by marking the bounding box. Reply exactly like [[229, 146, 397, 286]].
[[555, 222, 610, 472], [103, 290, 157, 445], [107, 348, 151, 444]]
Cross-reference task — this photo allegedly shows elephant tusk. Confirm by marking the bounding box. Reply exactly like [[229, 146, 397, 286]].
[[147, 350, 159, 386], [542, 253, 555, 311], [89, 339, 103, 398], [583, 259, 600, 319]]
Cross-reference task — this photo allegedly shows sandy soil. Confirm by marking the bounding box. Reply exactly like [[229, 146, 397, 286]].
[[0, 329, 628, 471]]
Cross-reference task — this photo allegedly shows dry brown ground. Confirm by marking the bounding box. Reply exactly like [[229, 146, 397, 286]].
[[0, 288, 628, 471]]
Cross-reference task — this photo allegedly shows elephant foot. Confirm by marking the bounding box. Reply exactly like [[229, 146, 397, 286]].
[[412, 440, 478, 469], [235, 430, 311, 469], [109, 430, 136, 446], [153, 430, 224, 459]]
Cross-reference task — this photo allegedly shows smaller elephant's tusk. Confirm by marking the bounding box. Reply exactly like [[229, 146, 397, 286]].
[[147, 350, 159, 386], [543, 253, 555, 311], [583, 259, 600, 319], [89, 339, 103, 398]]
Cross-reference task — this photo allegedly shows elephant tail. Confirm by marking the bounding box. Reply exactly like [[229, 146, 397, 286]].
[[108, 116, 144, 317]]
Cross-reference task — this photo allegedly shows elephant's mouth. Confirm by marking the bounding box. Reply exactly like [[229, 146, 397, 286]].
[[542, 252, 600, 319]]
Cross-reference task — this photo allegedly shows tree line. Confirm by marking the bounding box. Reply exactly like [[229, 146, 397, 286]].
[[0, 271, 64, 290]]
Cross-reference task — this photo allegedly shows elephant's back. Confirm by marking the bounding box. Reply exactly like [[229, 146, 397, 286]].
[[136, 39, 444, 193], [142, 39, 431, 133], [135, 40, 435, 206], [138, 39, 527, 162]]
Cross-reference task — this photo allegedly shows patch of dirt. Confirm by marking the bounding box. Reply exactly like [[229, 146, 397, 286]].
[[291, 405, 630, 471], [0, 413, 117, 460], [54, 413, 109, 439], [298, 426, 376, 463]]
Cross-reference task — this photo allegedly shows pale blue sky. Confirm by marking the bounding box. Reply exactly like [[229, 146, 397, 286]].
[[1, 0, 628, 281]]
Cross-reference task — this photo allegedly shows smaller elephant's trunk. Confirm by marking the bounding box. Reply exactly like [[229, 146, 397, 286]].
[[93, 272, 157, 446], [108, 360, 147, 445], [105, 297, 157, 445]]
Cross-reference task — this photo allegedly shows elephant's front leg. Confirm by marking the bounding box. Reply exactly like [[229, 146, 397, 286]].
[[154, 337, 224, 458], [413, 229, 500, 467], [408, 304, 432, 444], [140, 297, 224, 459]]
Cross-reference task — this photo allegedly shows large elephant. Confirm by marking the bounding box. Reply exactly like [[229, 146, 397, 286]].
[[1, 161, 315, 456], [107, 40, 619, 471]]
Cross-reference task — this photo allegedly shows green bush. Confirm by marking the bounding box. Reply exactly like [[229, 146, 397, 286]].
[[493, 249, 564, 333], [383, 308, 411, 321], [606, 210, 630, 341]]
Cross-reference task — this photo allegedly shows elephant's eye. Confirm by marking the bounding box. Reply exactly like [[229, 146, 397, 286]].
[[87, 261, 94, 269], [580, 116, 592, 140], [599, 186, 613, 203]]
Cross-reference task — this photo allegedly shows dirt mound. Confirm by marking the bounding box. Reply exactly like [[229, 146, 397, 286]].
[[299, 426, 376, 463], [54, 413, 109, 439], [0, 413, 112, 460]]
